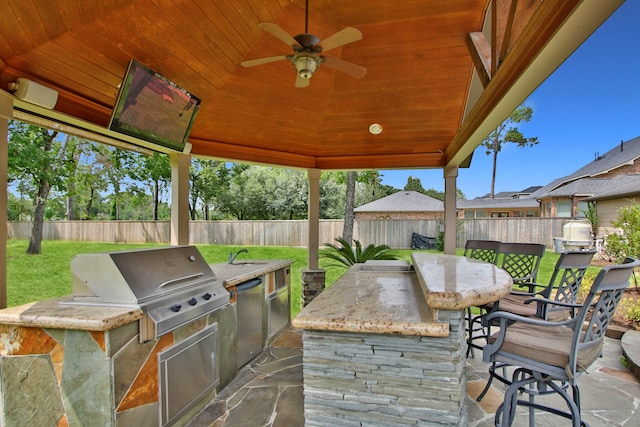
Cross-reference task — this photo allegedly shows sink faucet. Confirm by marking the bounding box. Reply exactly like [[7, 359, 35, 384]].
[[228, 248, 248, 264]]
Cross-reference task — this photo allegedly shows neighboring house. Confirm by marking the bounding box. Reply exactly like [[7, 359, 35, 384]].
[[458, 186, 542, 218], [531, 137, 640, 219], [354, 191, 443, 219], [583, 175, 640, 235], [457, 197, 540, 218], [357, 138, 640, 231], [457, 137, 640, 224]]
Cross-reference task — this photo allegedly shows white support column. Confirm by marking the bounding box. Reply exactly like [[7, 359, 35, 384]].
[[443, 166, 458, 255], [170, 152, 191, 246], [0, 92, 12, 308], [307, 169, 321, 269]]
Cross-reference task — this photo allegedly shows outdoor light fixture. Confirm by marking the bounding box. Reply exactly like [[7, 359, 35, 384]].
[[369, 123, 383, 135], [294, 55, 319, 79]]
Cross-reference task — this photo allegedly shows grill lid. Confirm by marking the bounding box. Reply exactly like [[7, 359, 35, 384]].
[[69, 246, 222, 305]]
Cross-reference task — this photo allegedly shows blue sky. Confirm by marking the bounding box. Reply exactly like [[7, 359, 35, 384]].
[[379, 1, 639, 199]]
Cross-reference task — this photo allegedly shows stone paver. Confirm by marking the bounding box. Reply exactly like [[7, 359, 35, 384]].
[[188, 329, 640, 427]]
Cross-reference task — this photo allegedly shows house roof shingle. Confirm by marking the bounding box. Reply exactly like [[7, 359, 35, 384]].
[[583, 175, 640, 201], [355, 191, 444, 212]]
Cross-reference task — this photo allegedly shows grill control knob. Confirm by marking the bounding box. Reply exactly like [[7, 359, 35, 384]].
[[171, 304, 182, 312], [203, 293, 212, 300], [188, 297, 198, 306]]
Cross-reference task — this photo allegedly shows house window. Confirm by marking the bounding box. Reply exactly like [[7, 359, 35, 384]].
[[491, 212, 509, 218], [464, 210, 475, 219], [475, 211, 486, 218], [576, 201, 589, 218], [556, 201, 572, 217]]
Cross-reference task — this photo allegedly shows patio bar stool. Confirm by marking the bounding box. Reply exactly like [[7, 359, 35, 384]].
[[475, 249, 596, 401], [467, 242, 546, 356], [463, 239, 501, 357], [483, 257, 640, 427]]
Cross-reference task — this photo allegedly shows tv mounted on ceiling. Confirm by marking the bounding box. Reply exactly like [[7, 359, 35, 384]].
[[109, 59, 201, 152]]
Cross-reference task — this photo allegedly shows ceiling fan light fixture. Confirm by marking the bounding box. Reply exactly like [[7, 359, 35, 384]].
[[295, 55, 318, 79]]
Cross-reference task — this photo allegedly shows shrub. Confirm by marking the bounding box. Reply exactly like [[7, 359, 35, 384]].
[[605, 201, 640, 262], [320, 237, 397, 268], [618, 297, 640, 325]]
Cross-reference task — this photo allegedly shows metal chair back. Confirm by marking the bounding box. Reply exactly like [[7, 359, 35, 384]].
[[542, 250, 595, 303], [463, 239, 501, 264], [495, 242, 546, 285]]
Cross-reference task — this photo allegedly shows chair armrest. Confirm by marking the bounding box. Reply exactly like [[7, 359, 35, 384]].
[[510, 290, 544, 297], [484, 310, 573, 326], [513, 281, 543, 292], [482, 310, 575, 362], [522, 297, 581, 308]]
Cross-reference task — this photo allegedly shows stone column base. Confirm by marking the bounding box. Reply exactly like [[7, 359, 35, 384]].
[[301, 269, 325, 307]]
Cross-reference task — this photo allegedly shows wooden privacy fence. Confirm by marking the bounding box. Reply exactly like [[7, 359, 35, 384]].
[[7, 218, 585, 249]]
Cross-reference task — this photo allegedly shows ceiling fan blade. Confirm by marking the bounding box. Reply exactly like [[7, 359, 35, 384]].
[[322, 57, 367, 79], [319, 27, 363, 52], [295, 74, 310, 88], [259, 23, 300, 47], [241, 55, 289, 67]]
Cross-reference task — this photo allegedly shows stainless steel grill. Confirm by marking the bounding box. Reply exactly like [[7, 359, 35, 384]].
[[65, 245, 229, 342]]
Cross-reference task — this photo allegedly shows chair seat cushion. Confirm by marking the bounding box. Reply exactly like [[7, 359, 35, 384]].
[[497, 295, 570, 321], [496, 295, 537, 317], [489, 323, 603, 378]]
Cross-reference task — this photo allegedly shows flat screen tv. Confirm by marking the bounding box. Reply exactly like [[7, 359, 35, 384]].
[[109, 59, 201, 152]]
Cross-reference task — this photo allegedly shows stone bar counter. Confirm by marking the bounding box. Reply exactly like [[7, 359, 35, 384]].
[[292, 254, 512, 426]]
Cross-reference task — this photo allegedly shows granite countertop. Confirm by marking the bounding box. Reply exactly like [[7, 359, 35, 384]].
[[0, 259, 293, 331], [292, 262, 449, 337], [292, 255, 513, 337], [412, 253, 513, 310], [0, 297, 142, 331], [210, 259, 294, 287]]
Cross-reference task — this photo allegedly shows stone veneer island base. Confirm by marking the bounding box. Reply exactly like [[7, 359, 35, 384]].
[[292, 255, 512, 426]]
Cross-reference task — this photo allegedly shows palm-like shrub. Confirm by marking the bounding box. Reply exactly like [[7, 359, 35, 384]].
[[320, 237, 397, 268]]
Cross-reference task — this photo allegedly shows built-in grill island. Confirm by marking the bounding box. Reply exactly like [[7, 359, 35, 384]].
[[64, 245, 230, 426], [66, 245, 229, 342], [0, 246, 292, 427]]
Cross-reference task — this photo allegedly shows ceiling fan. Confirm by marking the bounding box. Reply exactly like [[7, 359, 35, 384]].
[[240, 0, 366, 88]]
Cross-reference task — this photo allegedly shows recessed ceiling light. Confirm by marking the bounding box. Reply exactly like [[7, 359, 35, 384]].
[[369, 123, 383, 135]]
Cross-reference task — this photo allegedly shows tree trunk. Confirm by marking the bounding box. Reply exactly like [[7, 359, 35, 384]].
[[27, 180, 50, 254], [153, 180, 160, 221], [490, 149, 498, 199], [343, 171, 356, 244], [66, 172, 77, 220], [85, 187, 95, 219]]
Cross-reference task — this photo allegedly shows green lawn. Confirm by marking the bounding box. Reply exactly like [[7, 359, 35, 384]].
[[6, 240, 354, 315], [7, 240, 592, 317]]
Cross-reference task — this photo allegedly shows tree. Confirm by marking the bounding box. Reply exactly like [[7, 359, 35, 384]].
[[404, 176, 426, 193], [129, 152, 171, 220], [7, 121, 65, 254], [191, 159, 229, 220], [480, 105, 539, 198]]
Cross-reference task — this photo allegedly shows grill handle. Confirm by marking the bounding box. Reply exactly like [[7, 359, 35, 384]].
[[159, 273, 204, 288]]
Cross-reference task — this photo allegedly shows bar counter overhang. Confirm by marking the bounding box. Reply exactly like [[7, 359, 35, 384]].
[[292, 253, 513, 426]]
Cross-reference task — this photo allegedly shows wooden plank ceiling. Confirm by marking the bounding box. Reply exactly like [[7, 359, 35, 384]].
[[0, 0, 597, 171]]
